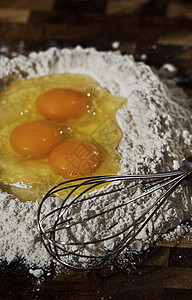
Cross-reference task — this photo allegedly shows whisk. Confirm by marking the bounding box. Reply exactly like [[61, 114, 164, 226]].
[[37, 156, 192, 271]]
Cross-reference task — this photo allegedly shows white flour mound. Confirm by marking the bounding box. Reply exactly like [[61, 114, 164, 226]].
[[0, 47, 192, 272]]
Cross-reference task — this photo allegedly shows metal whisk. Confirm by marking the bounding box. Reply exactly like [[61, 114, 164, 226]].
[[37, 156, 192, 271]]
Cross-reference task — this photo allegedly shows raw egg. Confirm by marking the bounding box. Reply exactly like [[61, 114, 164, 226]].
[[0, 73, 125, 201], [48, 140, 100, 178], [10, 120, 61, 158], [36, 88, 88, 121]]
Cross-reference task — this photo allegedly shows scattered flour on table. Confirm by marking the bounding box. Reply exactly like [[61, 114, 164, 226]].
[[0, 47, 192, 273]]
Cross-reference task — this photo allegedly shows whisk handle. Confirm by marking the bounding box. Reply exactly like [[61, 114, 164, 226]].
[[181, 156, 192, 175]]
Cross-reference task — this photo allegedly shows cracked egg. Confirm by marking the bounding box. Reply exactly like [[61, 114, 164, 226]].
[[0, 73, 125, 201]]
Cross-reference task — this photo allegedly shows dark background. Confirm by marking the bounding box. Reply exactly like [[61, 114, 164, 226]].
[[1, 0, 192, 299]]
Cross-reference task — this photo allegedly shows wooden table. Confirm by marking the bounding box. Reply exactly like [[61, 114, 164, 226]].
[[1, 0, 192, 299]]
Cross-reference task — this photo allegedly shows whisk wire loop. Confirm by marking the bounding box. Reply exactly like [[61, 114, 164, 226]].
[[37, 156, 192, 271]]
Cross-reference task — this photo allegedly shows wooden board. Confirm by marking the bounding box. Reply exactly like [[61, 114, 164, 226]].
[[1, 0, 192, 299]]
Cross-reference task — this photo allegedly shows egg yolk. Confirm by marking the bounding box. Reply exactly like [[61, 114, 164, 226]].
[[10, 120, 61, 158], [36, 88, 88, 121], [48, 140, 100, 178]]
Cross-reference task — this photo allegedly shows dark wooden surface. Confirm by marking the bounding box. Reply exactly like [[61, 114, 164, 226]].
[[1, 0, 192, 299]]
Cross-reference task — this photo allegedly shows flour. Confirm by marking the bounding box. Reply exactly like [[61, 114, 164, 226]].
[[0, 47, 192, 272]]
